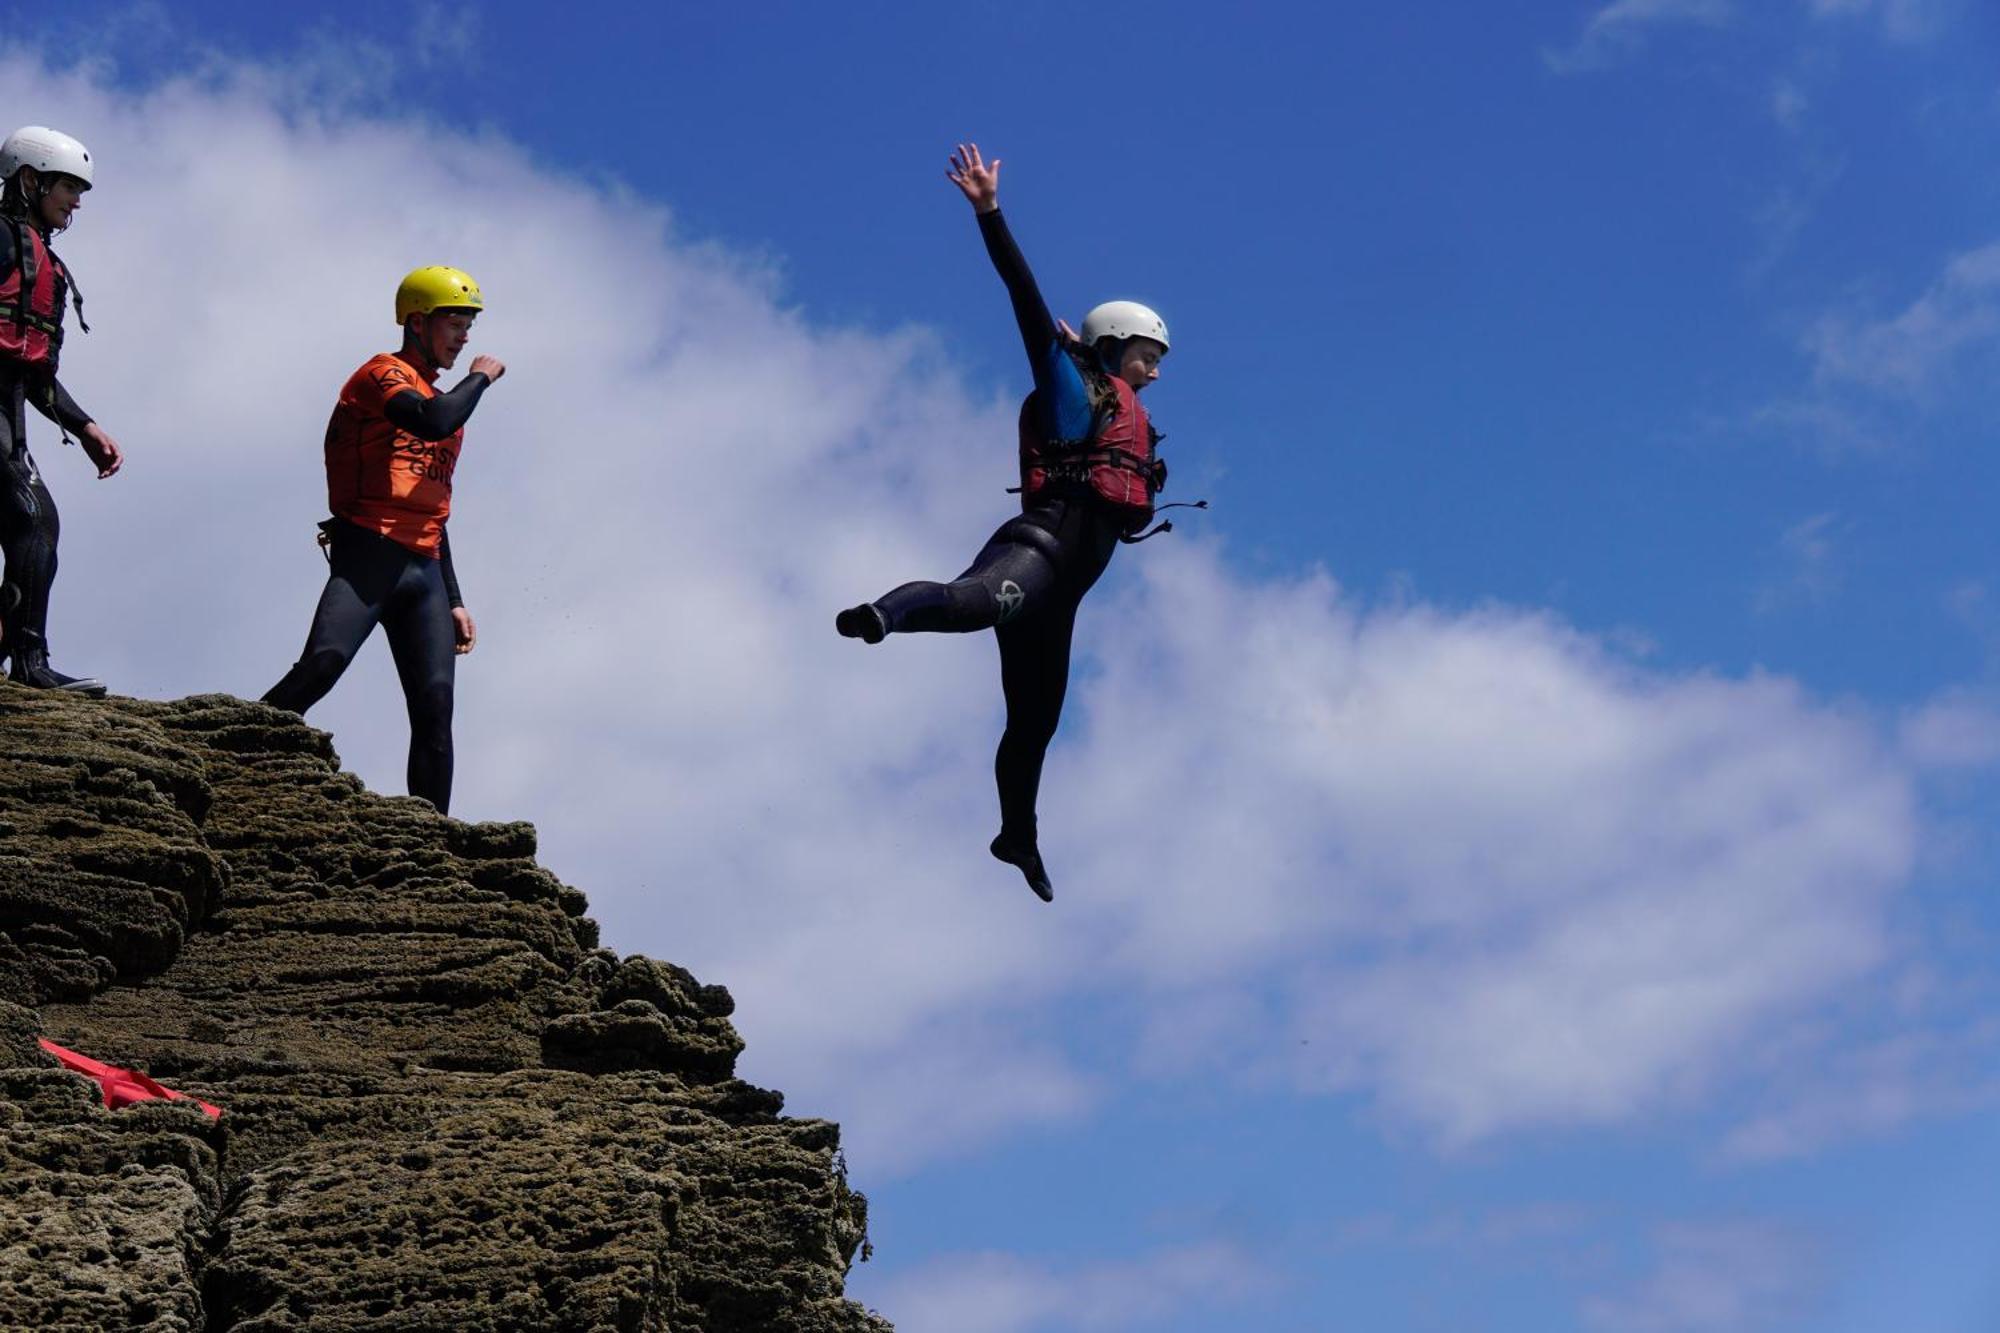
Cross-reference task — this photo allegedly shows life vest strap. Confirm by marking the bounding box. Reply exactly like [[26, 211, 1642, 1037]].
[[1030, 447, 1159, 485], [0, 211, 80, 349], [1120, 500, 1210, 544], [0, 302, 64, 340]]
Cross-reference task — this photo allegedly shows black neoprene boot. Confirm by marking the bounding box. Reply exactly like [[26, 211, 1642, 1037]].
[[990, 828, 1054, 903], [835, 603, 889, 644], [5, 628, 106, 696]]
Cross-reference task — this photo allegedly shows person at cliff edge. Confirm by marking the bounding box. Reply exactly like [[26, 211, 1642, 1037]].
[[0, 125, 124, 695], [836, 144, 1185, 903], [262, 266, 505, 815]]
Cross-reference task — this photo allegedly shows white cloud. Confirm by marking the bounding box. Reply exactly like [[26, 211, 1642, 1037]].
[[864, 1242, 1274, 1333], [1062, 554, 1913, 1144], [1808, 0, 1955, 43], [7, 44, 1942, 1174], [1899, 692, 2000, 770], [1544, 0, 1734, 74], [1748, 152, 1845, 276], [1754, 511, 1843, 612], [1582, 1220, 1821, 1332], [1804, 243, 2000, 402], [1770, 76, 1811, 131], [1757, 241, 2000, 453], [1722, 1006, 2000, 1159]]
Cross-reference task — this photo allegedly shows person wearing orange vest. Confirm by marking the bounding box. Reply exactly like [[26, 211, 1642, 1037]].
[[0, 126, 123, 695], [261, 267, 505, 814], [835, 144, 1174, 903]]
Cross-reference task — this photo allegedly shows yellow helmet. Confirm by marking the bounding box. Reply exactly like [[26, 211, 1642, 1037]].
[[395, 266, 485, 325]]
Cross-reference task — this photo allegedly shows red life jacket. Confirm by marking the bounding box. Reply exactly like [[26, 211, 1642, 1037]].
[[1017, 350, 1163, 525], [0, 214, 74, 372], [37, 1038, 223, 1119]]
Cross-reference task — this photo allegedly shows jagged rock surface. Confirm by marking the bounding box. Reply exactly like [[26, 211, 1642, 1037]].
[[0, 685, 889, 1332]]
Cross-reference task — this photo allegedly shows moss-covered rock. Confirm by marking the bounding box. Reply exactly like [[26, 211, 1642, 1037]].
[[0, 683, 889, 1331]]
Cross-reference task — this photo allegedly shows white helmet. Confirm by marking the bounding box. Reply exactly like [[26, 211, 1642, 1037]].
[[0, 126, 93, 189], [1081, 300, 1168, 352]]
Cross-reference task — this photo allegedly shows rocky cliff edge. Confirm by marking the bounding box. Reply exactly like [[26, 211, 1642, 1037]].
[[0, 684, 890, 1332]]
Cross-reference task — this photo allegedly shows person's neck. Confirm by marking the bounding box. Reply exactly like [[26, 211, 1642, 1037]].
[[397, 341, 442, 383]]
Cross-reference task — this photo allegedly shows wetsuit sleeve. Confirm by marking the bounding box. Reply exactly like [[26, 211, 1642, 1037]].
[[383, 373, 491, 443], [977, 208, 1058, 363], [31, 377, 94, 434], [977, 209, 1095, 441], [0, 220, 15, 284], [438, 528, 464, 610]]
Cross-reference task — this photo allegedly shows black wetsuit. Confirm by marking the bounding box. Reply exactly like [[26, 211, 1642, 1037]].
[[0, 210, 98, 687], [261, 380, 484, 814], [861, 209, 1137, 854]]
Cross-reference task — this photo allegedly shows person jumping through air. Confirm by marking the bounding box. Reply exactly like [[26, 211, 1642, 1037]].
[[0, 126, 124, 695], [262, 266, 505, 815], [837, 144, 1176, 903]]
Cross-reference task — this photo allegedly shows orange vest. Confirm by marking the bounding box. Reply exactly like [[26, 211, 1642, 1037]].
[[324, 352, 460, 555], [0, 215, 70, 371]]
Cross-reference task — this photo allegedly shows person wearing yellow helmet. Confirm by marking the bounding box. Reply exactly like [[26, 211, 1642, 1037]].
[[0, 125, 123, 695], [260, 265, 506, 814]]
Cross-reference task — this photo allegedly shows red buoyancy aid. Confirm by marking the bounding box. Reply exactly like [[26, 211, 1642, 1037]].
[[1017, 353, 1163, 525], [0, 215, 72, 371], [37, 1038, 223, 1119]]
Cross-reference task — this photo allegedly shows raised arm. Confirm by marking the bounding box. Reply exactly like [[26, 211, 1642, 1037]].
[[948, 144, 1060, 366], [948, 145, 1097, 442]]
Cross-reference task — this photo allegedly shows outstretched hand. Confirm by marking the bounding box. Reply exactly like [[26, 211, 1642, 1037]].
[[946, 142, 1001, 214], [80, 423, 123, 479]]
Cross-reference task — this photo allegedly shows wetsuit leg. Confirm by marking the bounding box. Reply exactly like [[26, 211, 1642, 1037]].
[[0, 375, 59, 657], [262, 525, 403, 714], [380, 556, 456, 814], [865, 509, 1069, 636], [993, 592, 1080, 840], [986, 500, 1122, 900]]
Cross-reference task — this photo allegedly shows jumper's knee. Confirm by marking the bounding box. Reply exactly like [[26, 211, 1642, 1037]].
[[262, 646, 352, 714], [944, 577, 999, 625], [1000, 709, 1061, 753], [299, 647, 351, 693]]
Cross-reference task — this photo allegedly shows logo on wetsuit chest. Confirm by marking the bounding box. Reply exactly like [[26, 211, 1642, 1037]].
[[995, 580, 1025, 623], [395, 436, 458, 488]]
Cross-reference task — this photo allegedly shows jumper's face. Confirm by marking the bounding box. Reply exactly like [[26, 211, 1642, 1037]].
[[1114, 336, 1166, 391], [31, 172, 88, 231]]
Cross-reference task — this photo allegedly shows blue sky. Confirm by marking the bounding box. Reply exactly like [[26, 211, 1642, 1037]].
[[13, 2, 2000, 1329]]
